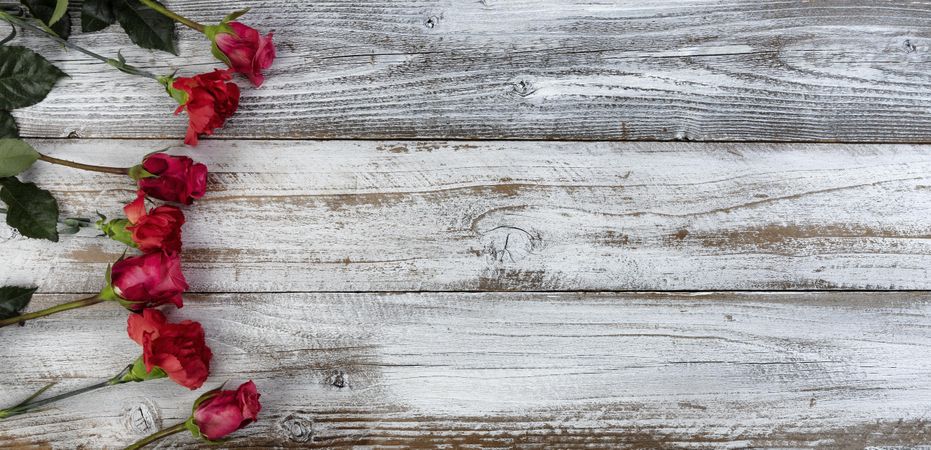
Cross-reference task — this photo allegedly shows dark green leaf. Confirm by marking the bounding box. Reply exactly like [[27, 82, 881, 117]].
[[0, 286, 37, 320], [0, 46, 67, 110], [0, 139, 39, 177], [19, 0, 71, 39], [115, 0, 177, 54], [0, 112, 17, 138], [81, 0, 116, 32], [0, 176, 59, 241]]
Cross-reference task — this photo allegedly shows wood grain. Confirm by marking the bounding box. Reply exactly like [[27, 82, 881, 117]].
[[4, 139, 931, 293], [0, 291, 929, 448], [7, 0, 931, 141]]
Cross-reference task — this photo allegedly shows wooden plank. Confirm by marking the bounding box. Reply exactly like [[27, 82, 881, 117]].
[[0, 291, 929, 448], [5, 139, 931, 292], [7, 0, 931, 141]]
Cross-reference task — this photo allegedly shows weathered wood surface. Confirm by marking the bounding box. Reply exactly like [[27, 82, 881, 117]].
[[4, 139, 931, 293], [4, 1, 931, 448], [1, 292, 929, 449], [8, 0, 931, 141]]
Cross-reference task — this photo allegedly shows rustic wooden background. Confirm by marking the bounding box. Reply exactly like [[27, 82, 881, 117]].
[[2, 1, 931, 448]]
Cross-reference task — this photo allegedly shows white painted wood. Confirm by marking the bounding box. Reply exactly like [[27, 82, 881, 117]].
[[7, 0, 931, 141], [4, 139, 931, 292], [0, 292, 929, 448]]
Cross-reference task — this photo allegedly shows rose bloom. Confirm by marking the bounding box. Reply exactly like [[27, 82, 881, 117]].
[[124, 192, 185, 253], [127, 308, 212, 390], [214, 22, 275, 87], [171, 69, 241, 146], [193, 381, 261, 440], [111, 251, 188, 310], [137, 153, 208, 205]]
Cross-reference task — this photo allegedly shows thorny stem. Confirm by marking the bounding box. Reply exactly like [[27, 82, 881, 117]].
[[0, 12, 160, 80], [37, 152, 130, 175], [0, 294, 104, 328], [123, 422, 188, 450], [0, 364, 133, 419]]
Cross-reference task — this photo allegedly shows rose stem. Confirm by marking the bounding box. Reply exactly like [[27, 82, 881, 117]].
[[0, 365, 132, 419], [37, 152, 130, 175], [137, 0, 206, 33], [0, 12, 160, 80], [123, 422, 188, 450], [0, 295, 104, 328]]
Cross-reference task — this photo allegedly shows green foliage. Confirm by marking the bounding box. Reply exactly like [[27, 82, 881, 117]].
[[80, 0, 115, 32], [0, 139, 39, 177], [0, 176, 59, 241], [19, 0, 71, 39], [0, 112, 17, 138], [81, 0, 177, 54], [0, 46, 67, 110], [0, 285, 37, 320]]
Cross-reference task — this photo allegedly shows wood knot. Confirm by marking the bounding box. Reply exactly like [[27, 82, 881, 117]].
[[481, 226, 543, 266], [510, 79, 536, 97], [121, 398, 161, 435], [326, 369, 349, 389], [280, 414, 314, 443], [424, 15, 440, 29], [904, 39, 917, 53]]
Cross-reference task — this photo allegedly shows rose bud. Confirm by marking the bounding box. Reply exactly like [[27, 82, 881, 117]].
[[162, 69, 241, 146], [100, 251, 188, 310], [190, 381, 261, 440], [124, 191, 185, 253], [130, 152, 208, 205], [127, 308, 212, 390], [125, 381, 260, 448], [207, 20, 275, 87]]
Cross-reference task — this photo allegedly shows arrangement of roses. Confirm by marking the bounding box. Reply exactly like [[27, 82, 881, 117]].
[[0, 1, 274, 447]]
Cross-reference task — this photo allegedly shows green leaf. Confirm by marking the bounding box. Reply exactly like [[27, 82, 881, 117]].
[[98, 217, 135, 247], [223, 8, 249, 23], [0, 46, 67, 110], [12, 382, 55, 408], [81, 0, 116, 32], [0, 286, 37, 320], [115, 0, 177, 54], [121, 356, 168, 382], [19, 0, 71, 39], [0, 112, 17, 138], [0, 139, 39, 177], [0, 177, 59, 241], [49, 0, 68, 25]]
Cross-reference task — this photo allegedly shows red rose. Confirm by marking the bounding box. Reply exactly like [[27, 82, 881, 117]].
[[127, 309, 212, 390], [111, 251, 188, 310], [192, 381, 261, 440], [170, 70, 241, 146], [213, 22, 275, 87], [136, 153, 208, 205], [124, 192, 185, 253]]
